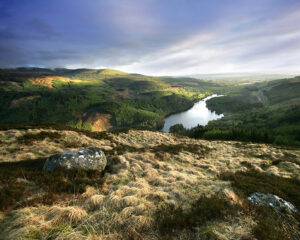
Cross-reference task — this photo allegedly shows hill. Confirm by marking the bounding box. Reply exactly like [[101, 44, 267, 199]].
[[170, 76, 300, 146], [0, 125, 299, 239], [1, 68, 299, 146], [0, 68, 220, 131]]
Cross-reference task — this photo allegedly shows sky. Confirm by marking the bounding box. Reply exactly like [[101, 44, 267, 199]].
[[0, 0, 300, 76]]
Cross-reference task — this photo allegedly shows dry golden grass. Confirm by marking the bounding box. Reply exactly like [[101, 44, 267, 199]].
[[162, 87, 181, 92], [46, 206, 88, 225], [0, 129, 112, 162], [85, 113, 112, 132], [84, 194, 106, 211], [0, 128, 299, 239], [205, 216, 255, 240], [82, 186, 99, 198], [29, 76, 84, 88]]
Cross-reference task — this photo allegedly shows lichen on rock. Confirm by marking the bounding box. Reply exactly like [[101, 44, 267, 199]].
[[248, 192, 297, 213], [43, 147, 107, 172]]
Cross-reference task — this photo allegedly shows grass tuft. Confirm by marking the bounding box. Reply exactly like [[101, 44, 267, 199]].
[[219, 170, 300, 210], [0, 158, 105, 211], [17, 131, 62, 144], [153, 143, 210, 155], [252, 206, 299, 240], [155, 194, 242, 236], [219, 170, 300, 240]]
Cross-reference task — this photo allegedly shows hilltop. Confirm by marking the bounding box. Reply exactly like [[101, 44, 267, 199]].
[[0, 125, 299, 239]]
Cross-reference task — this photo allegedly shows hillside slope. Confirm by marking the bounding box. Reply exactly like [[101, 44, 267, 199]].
[[0, 126, 299, 239], [0, 68, 218, 131], [204, 76, 300, 145]]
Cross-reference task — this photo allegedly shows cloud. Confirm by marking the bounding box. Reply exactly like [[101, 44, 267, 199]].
[[0, 0, 300, 75], [114, 1, 300, 75], [26, 18, 58, 38]]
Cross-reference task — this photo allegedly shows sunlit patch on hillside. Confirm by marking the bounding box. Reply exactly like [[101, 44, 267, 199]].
[[84, 113, 113, 132], [29, 76, 70, 88], [163, 87, 181, 92]]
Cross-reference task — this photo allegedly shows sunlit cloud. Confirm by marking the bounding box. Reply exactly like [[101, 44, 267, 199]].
[[0, 0, 300, 75]]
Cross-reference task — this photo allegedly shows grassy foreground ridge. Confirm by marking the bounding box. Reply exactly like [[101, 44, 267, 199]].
[[0, 125, 299, 239]]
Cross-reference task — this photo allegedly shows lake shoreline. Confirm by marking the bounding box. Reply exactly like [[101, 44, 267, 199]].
[[161, 94, 224, 132], [161, 94, 211, 119]]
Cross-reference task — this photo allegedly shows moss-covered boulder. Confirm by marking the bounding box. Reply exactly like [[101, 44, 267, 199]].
[[43, 147, 107, 172]]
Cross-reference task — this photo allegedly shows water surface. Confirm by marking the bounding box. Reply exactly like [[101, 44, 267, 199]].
[[162, 94, 224, 132]]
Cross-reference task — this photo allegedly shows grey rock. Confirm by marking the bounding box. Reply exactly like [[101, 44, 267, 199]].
[[248, 192, 297, 213], [43, 147, 107, 172]]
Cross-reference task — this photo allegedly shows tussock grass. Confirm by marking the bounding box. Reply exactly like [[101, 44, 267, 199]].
[[0, 127, 299, 239], [84, 194, 105, 211], [0, 127, 113, 162], [219, 170, 300, 210], [0, 123, 82, 132], [0, 123, 113, 141], [219, 170, 300, 240], [155, 194, 243, 237], [103, 143, 145, 156], [82, 186, 98, 198], [252, 205, 299, 240], [152, 143, 210, 158], [0, 158, 105, 211], [46, 206, 88, 225], [16, 131, 62, 144]]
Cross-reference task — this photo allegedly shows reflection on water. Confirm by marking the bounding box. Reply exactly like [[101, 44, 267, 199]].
[[162, 94, 224, 132]]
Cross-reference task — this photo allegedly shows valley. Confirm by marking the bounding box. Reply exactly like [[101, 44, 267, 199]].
[[1, 68, 300, 146], [1, 1, 300, 239], [0, 68, 219, 131], [0, 70, 299, 239], [171, 76, 300, 146]]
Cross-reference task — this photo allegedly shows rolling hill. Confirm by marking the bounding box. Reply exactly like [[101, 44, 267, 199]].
[[0, 68, 218, 131], [0, 70, 299, 239], [203, 76, 300, 145], [1, 68, 300, 146]]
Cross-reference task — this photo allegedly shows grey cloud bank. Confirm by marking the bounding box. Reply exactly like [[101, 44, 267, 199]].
[[0, 0, 299, 75]]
